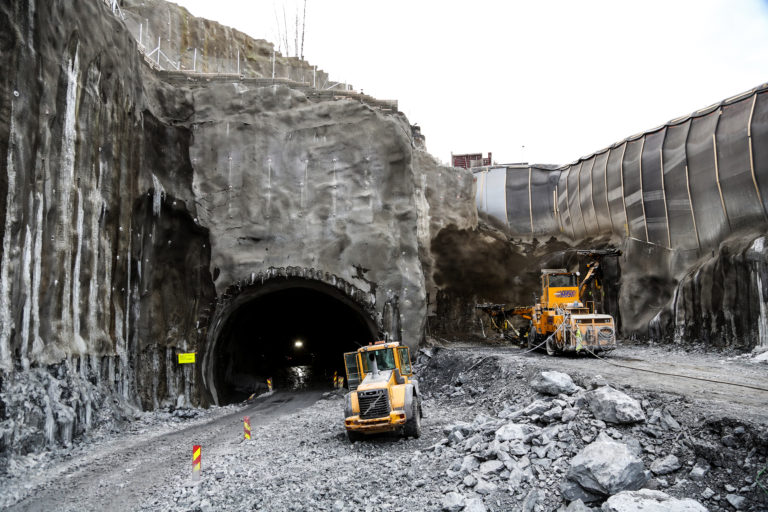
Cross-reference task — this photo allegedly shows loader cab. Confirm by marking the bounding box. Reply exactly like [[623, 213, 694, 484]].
[[343, 341, 413, 391], [541, 270, 580, 308]]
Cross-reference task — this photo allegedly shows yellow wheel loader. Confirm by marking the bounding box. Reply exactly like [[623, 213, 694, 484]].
[[342, 341, 422, 441]]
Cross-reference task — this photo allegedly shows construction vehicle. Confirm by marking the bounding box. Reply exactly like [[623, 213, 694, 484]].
[[477, 249, 620, 355], [342, 341, 422, 441]]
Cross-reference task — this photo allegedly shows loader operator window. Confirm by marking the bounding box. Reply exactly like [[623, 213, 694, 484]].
[[361, 348, 396, 372], [549, 274, 576, 287]]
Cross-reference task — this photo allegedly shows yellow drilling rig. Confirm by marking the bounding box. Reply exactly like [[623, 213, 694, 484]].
[[477, 249, 621, 355]]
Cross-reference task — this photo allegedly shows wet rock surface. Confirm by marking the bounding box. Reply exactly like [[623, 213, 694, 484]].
[[1, 343, 766, 511]]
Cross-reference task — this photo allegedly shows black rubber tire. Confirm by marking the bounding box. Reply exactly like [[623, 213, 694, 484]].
[[527, 322, 538, 349], [546, 338, 556, 356], [404, 396, 421, 438], [346, 430, 364, 442]]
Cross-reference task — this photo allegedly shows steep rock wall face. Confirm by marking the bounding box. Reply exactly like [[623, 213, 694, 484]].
[[473, 86, 768, 349], [0, 0, 465, 452], [0, 0, 217, 453]]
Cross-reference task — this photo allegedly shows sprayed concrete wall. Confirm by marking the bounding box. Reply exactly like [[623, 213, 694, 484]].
[[0, 0, 476, 453], [473, 84, 768, 350]]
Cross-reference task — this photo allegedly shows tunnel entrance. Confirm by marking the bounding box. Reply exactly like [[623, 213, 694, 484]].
[[207, 279, 377, 404]]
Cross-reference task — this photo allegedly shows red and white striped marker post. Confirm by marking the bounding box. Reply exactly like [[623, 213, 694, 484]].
[[243, 416, 251, 440], [192, 445, 201, 480], [266, 377, 273, 392]]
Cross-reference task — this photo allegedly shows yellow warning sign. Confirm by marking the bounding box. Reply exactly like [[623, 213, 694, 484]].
[[177, 352, 196, 364]]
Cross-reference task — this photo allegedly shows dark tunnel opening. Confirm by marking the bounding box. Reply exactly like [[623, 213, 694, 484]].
[[213, 283, 377, 404]]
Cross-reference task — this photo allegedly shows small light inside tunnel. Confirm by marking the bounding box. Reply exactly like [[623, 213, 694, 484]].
[[294, 340, 303, 349]]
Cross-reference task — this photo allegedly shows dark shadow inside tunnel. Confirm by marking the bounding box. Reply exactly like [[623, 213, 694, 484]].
[[212, 283, 377, 404]]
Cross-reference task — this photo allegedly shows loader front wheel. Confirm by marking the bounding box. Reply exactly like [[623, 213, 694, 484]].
[[346, 430, 364, 443], [404, 396, 421, 438]]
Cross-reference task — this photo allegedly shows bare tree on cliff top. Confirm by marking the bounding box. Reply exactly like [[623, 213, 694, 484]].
[[272, 0, 307, 59]]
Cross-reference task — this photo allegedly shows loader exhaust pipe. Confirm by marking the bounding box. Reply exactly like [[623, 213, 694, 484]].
[[368, 352, 379, 378]]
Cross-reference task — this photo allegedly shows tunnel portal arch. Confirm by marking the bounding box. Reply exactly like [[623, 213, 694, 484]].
[[199, 269, 380, 405]]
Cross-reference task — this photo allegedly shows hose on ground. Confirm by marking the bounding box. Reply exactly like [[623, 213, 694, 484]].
[[580, 342, 768, 393]]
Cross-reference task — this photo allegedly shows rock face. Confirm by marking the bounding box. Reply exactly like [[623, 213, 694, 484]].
[[601, 489, 708, 512], [0, 0, 476, 452], [587, 386, 646, 424], [563, 436, 648, 501]]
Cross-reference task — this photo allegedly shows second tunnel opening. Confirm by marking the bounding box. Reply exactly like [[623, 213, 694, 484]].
[[212, 281, 377, 404]]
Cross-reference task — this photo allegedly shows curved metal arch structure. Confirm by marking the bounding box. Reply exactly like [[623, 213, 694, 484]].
[[475, 82, 768, 252], [197, 267, 380, 405]]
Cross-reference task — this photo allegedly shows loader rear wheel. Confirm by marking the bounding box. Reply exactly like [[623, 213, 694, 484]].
[[404, 396, 421, 438]]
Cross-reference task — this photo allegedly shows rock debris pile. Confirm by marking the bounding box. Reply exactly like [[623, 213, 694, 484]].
[[135, 349, 767, 511], [418, 349, 767, 511], [1, 347, 766, 511]]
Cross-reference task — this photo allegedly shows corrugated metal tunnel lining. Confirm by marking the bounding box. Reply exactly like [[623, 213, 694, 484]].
[[202, 279, 378, 405]]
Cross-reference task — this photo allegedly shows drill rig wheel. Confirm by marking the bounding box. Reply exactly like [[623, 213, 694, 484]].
[[527, 321, 538, 349]]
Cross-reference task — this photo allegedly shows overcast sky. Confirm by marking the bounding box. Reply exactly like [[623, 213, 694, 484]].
[[171, 0, 768, 166]]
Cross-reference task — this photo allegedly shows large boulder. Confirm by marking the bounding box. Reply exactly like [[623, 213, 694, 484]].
[[586, 386, 645, 424], [562, 435, 647, 501], [601, 489, 707, 511], [531, 371, 579, 395]]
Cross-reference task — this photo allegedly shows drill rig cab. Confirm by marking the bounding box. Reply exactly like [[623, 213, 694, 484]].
[[342, 341, 422, 442]]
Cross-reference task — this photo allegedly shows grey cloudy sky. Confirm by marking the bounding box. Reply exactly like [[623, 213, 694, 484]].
[[171, 0, 768, 167]]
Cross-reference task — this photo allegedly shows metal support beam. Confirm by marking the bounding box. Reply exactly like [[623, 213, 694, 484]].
[[576, 161, 587, 236], [637, 137, 649, 243], [586, 158, 598, 234], [604, 149, 612, 235], [619, 143, 629, 236], [747, 93, 767, 222], [712, 109, 731, 232], [659, 133, 672, 249], [528, 166, 534, 236]]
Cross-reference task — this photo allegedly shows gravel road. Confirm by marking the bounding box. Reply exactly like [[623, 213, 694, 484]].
[[1, 341, 766, 511]]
